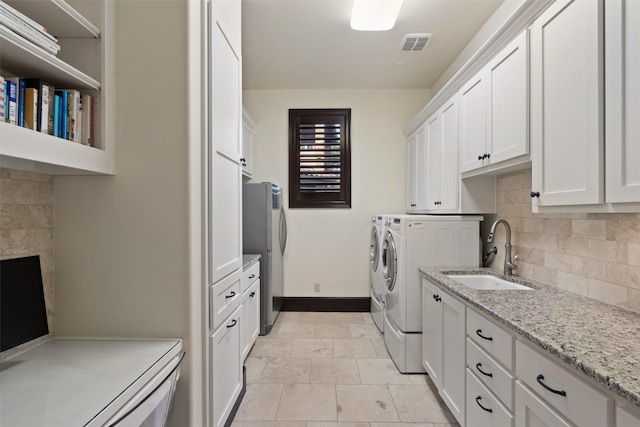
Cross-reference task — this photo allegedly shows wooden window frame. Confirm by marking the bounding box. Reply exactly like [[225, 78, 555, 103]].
[[289, 108, 352, 209]]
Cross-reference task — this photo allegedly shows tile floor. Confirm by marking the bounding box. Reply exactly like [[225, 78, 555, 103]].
[[232, 311, 460, 427]]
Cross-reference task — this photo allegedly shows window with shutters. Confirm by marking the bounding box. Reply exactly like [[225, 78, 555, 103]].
[[289, 108, 352, 208]]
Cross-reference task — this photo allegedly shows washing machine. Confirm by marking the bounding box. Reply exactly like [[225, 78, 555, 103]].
[[382, 214, 482, 373], [369, 214, 386, 333]]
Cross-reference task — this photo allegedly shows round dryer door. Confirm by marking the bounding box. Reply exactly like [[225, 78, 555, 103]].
[[370, 227, 379, 271], [382, 231, 397, 291]]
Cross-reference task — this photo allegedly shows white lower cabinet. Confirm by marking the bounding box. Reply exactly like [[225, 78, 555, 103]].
[[210, 306, 242, 427], [421, 278, 466, 426], [515, 341, 613, 427], [241, 278, 260, 360], [467, 369, 514, 427], [617, 405, 640, 427], [515, 381, 571, 427]]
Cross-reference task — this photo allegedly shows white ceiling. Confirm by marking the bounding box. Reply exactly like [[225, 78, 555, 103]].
[[242, 0, 504, 90]]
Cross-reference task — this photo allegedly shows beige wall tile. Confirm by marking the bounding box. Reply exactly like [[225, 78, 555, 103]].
[[531, 265, 557, 286], [557, 237, 589, 257], [587, 279, 628, 306], [36, 228, 54, 251], [572, 220, 606, 240], [0, 229, 36, 256], [516, 247, 545, 266], [544, 252, 572, 273], [607, 221, 640, 243], [557, 272, 588, 296], [0, 179, 37, 204], [626, 289, 640, 313], [572, 256, 607, 281], [606, 263, 640, 289], [522, 218, 545, 234], [587, 240, 627, 263], [628, 243, 640, 266], [544, 218, 572, 237]]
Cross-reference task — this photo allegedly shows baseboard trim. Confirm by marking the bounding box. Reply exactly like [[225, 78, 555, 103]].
[[281, 297, 371, 312]]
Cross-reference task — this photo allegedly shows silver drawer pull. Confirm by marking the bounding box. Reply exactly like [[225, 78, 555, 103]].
[[536, 374, 567, 397]]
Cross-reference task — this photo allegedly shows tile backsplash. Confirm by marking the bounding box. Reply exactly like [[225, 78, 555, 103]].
[[0, 167, 55, 336], [483, 168, 640, 313]]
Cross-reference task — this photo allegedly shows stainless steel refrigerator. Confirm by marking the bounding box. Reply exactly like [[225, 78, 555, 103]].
[[242, 183, 287, 335]]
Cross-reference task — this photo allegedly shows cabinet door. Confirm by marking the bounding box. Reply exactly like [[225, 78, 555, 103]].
[[515, 381, 571, 427], [530, 0, 604, 207], [440, 291, 466, 427], [210, 307, 242, 427], [209, 20, 242, 284], [241, 279, 260, 360], [422, 278, 442, 388], [407, 124, 428, 211], [617, 405, 640, 427], [460, 70, 489, 173], [242, 107, 255, 178], [425, 112, 442, 209], [488, 30, 529, 165], [439, 96, 460, 210], [605, 0, 640, 203]]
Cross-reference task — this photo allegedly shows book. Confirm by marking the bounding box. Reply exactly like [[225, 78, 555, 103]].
[[55, 90, 68, 140], [81, 94, 93, 146], [46, 83, 55, 135], [5, 77, 18, 125], [17, 78, 24, 127], [23, 79, 51, 133], [23, 87, 37, 130], [0, 76, 5, 122], [0, 1, 56, 41], [0, 19, 59, 56], [53, 93, 60, 137]]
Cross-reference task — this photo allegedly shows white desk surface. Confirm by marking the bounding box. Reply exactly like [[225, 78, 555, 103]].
[[0, 338, 182, 426]]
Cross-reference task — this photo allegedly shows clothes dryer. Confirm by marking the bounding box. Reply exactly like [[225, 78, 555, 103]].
[[369, 214, 387, 333], [382, 214, 481, 373]]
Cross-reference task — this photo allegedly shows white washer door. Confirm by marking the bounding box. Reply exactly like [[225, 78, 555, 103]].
[[382, 231, 397, 292], [370, 226, 380, 272]]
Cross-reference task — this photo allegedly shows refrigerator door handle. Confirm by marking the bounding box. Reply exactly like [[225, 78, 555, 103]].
[[280, 208, 288, 255]]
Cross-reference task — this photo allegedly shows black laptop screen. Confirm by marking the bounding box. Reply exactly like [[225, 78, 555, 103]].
[[1, 255, 49, 352]]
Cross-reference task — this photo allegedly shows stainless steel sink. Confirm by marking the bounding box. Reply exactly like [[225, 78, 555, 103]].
[[448, 274, 533, 291]]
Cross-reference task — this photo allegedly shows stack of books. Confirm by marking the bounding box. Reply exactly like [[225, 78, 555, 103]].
[[0, 0, 60, 55], [0, 76, 95, 147]]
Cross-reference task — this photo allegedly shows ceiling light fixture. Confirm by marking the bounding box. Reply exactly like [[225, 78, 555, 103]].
[[350, 0, 404, 31]]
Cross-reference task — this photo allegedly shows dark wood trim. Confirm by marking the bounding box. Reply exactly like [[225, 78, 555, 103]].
[[281, 297, 370, 312], [224, 365, 246, 427]]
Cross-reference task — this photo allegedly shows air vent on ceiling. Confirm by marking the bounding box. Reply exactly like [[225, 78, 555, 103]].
[[400, 33, 432, 51]]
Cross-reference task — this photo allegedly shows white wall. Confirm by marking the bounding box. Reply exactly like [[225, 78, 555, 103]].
[[53, 2, 199, 425], [243, 89, 431, 297]]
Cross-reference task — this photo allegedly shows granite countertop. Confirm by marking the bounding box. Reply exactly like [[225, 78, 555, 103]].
[[421, 267, 640, 408], [242, 254, 261, 271]]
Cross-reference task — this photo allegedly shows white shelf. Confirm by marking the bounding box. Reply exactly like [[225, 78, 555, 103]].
[[0, 25, 100, 90], [0, 122, 114, 174], [4, 0, 100, 38]]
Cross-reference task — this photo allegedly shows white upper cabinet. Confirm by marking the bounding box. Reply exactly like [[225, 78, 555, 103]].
[[407, 124, 428, 212], [460, 30, 529, 175], [426, 96, 459, 211], [605, 0, 640, 204], [530, 0, 604, 207], [209, 5, 242, 285], [242, 107, 255, 179], [460, 70, 488, 174], [0, 0, 115, 175]]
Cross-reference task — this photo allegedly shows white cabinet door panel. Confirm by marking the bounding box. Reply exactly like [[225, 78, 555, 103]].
[[531, 0, 603, 206], [515, 381, 571, 427], [439, 97, 460, 210], [605, 0, 640, 203], [488, 30, 528, 164], [422, 278, 442, 388], [426, 112, 442, 209], [460, 71, 489, 173]]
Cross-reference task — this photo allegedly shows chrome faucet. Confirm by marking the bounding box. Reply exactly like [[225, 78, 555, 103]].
[[487, 219, 518, 276]]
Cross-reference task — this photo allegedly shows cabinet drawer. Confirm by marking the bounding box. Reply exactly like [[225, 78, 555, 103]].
[[241, 262, 260, 293], [515, 380, 571, 427], [210, 270, 242, 331], [617, 405, 640, 427], [467, 309, 514, 370], [515, 340, 613, 427], [467, 338, 515, 410], [467, 369, 514, 427]]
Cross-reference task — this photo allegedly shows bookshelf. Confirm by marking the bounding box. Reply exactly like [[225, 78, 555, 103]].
[[0, 0, 114, 175]]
